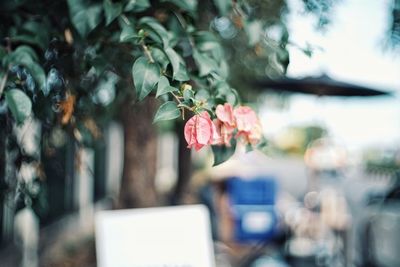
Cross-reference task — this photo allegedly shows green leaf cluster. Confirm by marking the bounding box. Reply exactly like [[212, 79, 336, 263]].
[[0, 0, 290, 165]]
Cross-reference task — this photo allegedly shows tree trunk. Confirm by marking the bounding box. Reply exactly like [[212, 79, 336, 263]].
[[118, 97, 159, 208], [0, 128, 5, 243], [171, 120, 192, 204]]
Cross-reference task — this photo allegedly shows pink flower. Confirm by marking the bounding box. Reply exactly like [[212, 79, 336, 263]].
[[213, 119, 235, 147], [234, 106, 259, 132], [234, 106, 262, 145], [184, 111, 219, 151], [214, 103, 236, 146], [247, 122, 262, 145], [216, 103, 235, 127]]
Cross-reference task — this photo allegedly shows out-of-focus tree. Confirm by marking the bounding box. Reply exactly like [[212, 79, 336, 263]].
[[0, 0, 294, 211], [2, 0, 366, 211], [389, 0, 400, 48], [272, 125, 326, 155]]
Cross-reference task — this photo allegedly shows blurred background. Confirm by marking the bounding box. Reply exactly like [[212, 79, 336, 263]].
[[1, 0, 400, 266]]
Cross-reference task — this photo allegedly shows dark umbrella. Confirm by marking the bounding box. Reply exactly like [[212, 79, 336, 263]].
[[254, 74, 391, 97]]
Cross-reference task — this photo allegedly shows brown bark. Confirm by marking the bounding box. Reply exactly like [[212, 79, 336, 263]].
[[171, 120, 192, 204], [0, 130, 5, 183], [118, 97, 159, 208], [0, 129, 5, 242]]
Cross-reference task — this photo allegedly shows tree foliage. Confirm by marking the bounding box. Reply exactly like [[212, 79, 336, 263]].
[[0, 0, 295, 210], [0, 0, 290, 165]]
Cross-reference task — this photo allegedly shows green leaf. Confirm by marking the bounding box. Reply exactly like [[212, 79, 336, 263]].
[[215, 81, 238, 105], [193, 31, 218, 43], [139, 17, 170, 48], [159, 85, 178, 97], [90, 56, 108, 76], [0, 71, 5, 86], [183, 88, 194, 102], [216, 81, 230, 95], [132, 56, 160, 101], [27, 62, 46, 92], [8, 46, 46, 90], [104, 0, 123, 26], [124, 0, 150, 12], [192, 50, 218, 76], [197, 40, 220, 52], [219, 60, 229, 79], [20, 21, 49, 50], [213, 0, 232, 16], [212, 140, 236, 166], [156, 76, 178, 97], [174, 63, 190, 81], [153, 101, 180, 122], [8, 46, 35, 65], [161, 0, 198, 14], [93, 71, 119, 106], [193, 31, 223, 62], [230, 88, 240, 105], [164, 47, 181, 80], [0, 46, 6, 59], [195, 89, 210, 102], [156, 76, 169, 95], [12, 45, 38, 62], [68, 0, 102, 37], [120, 24, 139, 42], [151, 47, 169, 70], [5, 89, 32, 125], [9, 35, 41, 50], [144, 29, 163, 44], [0, 0, 25, 11]]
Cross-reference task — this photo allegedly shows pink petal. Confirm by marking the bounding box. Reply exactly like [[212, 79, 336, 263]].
[[248, 123, 262, 145], [216, 103, 235, 126], [211, 119, 222, 145], [221, 124, 233, 146], [195, 112, 212, 145], [234, 106, 258, 132], [194, 143, 204, 151], [184, 116, 197, 148]]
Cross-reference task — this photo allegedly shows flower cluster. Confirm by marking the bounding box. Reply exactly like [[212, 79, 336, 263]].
[[184, 103, 262, 151]]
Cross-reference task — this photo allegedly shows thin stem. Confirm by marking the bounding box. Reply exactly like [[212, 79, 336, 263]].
[[0, 71, 8, 98], [121, 14, 131, 26], [171, 92, 183, 103], [171, 92, 195, 116], [140, 40, 155, 63], [232, 0, 246, 19], [0, 38, 11, 98]]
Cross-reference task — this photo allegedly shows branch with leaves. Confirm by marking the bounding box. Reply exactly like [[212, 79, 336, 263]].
[[0, 0, 293, 201]]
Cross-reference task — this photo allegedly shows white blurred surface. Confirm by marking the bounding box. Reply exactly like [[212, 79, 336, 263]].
[[95, 205, 215, 267]]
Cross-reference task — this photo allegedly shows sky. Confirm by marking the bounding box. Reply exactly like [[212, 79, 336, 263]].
[[261, 0, 400, 151]]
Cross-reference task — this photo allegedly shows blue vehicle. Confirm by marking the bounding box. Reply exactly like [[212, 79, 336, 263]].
[[226, 177, 278, 243]]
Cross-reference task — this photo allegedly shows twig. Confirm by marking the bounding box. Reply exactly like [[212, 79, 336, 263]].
[[140, 40, 155, 63], [0, 38, 12, 97], [171, 92, 183, 103], [121, 14, 131, 26], [172, 92, 196, 118], [0, 71, 8, 98], [232, 0, 246, 19]]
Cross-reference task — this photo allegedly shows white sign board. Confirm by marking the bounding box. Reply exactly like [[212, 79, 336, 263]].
[[95, 205, 216, 267]]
